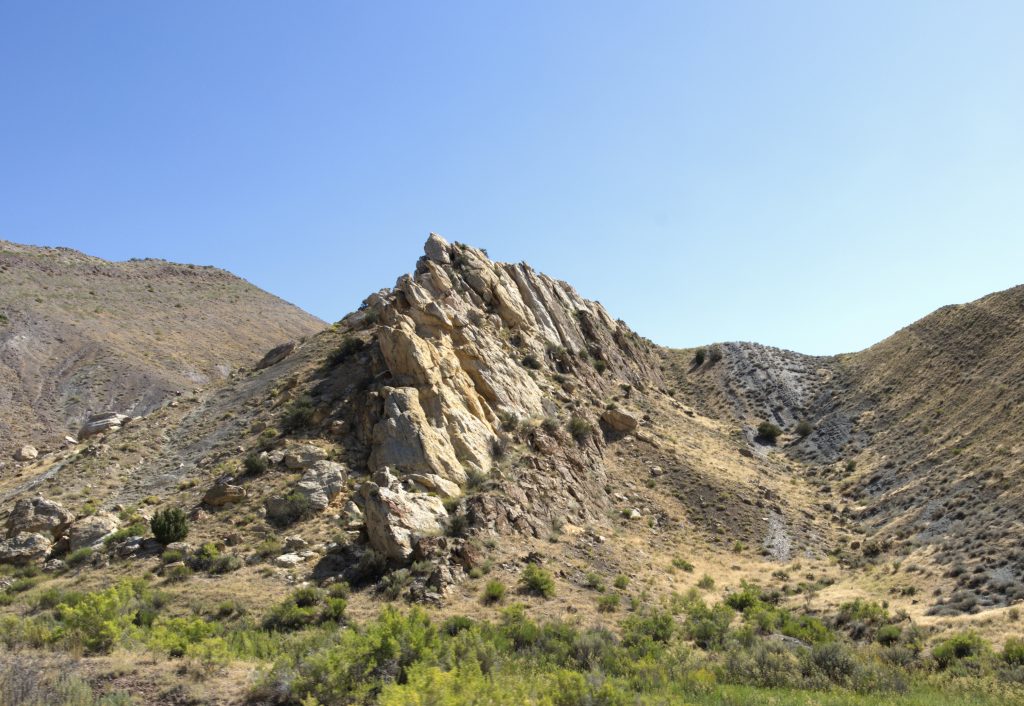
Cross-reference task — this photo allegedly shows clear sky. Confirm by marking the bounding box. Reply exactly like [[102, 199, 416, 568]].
[[2, 2, 1022, 355]]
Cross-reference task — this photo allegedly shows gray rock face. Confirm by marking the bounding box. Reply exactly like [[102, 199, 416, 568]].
[[14, 445, 38, 461], [256, 341, 296, 370], [78, 412, 129, 439], [67, 513, 120, 551], [203, 482, 247, 506], [295, 461, 347, 511], [283, 444, 329, 470], [359, 469, 449, 562], [5, 497, 74, 540], [0, 532, 52, 564]]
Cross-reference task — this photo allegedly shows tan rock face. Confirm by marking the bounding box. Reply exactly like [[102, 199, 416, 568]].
[[203, 483, 247, 506], [0, 532, 53, 564], [602, 408, 640, 432], [5, 497, 75, 540], [361, 235, 660, 499], [360, 470, 449, 561], [67, 513, 121, 551]]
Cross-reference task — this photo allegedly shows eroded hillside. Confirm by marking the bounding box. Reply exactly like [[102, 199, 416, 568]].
[[0, 240, 324, 457]]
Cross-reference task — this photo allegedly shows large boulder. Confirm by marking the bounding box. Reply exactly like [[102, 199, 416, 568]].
[[78, 412, 129, 439], [5, 497, 74, 540], [601, 408, 640, 433], [0, 532, 52, 564], [255, 341, 296, 370], [14, 445, 38, 462], [203, 482, 247, 506], [295, 461, 347, 511], [266, 461, 347, 523], [67, 513, 120, 551], [406, 473, 462, 500], [359, 469, 449, 562]]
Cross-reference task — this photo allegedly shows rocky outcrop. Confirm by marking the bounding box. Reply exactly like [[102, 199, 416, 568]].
[[266, 461, 347, 523], [5, 497, 74, 540], [203, 482, 247, 506], [0, 532, 52, 564], [67, 513, 120, 551], [295, 461, 347, 511], [601, 407, 640, 433], [78, 412, 129, 439], [14, 445, 38, 461], [359, 469, 449, 561], [256, 341, 296, 370], [283, 444, 329, 470]]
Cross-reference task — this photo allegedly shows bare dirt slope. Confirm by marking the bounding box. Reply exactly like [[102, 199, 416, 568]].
[[666, 284, 1024, 616], [0, 240, 325, 458]]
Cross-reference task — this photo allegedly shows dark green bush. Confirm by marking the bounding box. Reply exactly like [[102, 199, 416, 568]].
[[1002, 637, 1024, 666], [150, 507, 189, 545], [567, 416, 593, 443], [694, 348, 707, 365], [328, 336, 366, 366], [756, 422, 782, 443], [521, 354, 542, 370], [243, 453, 269, 476], [933, 631, 987, 669], [281, 396, 316, 433], [795, 420, 814, 438]]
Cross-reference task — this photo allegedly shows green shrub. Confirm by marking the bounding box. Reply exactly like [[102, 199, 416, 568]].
[[795, 420, 814, 438], [933, 631, 987, 669], [521, 354, 542, 370], [380, 569, 412, 601], [697, 574, 715, 590], [243, 453, 269, 476], [672, 557, 694, 572], [150, 507, 189, 545], [583, 572, 605, 592], [281, 396, 316, 433], [103, 522, 148, 546], [65, 547, 93, 568], [1002, 637, 1024, 666], [567, 416, 593, 443], [694, 348, 707, 365], [614, 575, 630, 590], [876, 624, 902, 646], [164, 564, 192, 583], [328, 336, 365, 366], [520, 565, 556, 598], [483, 580, 506, 604], [597, 593, 620, 613], [264, 600, 318, 632], [756, 422, 782, 443], [54, 580, 146, 654], [292, 587, 325, 608], [209, 554, 242, 574], [321, 597, 348, 624]]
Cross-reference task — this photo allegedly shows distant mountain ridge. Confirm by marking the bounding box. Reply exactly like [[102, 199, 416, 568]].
[[0, 239, 324, 455]]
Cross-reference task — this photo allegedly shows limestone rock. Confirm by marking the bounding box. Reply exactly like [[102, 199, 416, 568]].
[[424, 232, 451, 264], [274, 553, 304, 568], [203, 482, 247, 506], [284, 444, 329, 470], [295, 461, 347, 511], [14, 445, 38, 461], [359, 470, 449, 561], [256, 341, 296, 370], [5, 497, 74, 540], [67, 513, 120, 551], [601, 408, 640, 433], [0, 532, 52, 564], [407, 473, 462, 500], [79, 412, 129, 439]]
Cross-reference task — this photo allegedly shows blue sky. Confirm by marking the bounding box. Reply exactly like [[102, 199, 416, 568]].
[[2, 2, 1022, 355]]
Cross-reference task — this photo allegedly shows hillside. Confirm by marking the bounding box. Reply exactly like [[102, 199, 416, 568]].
[[0, 235, 1022, 705], [0, 240, 325, 458]]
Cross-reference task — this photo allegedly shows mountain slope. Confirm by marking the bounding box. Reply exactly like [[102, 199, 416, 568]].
[[0, 240, 324, 457]]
